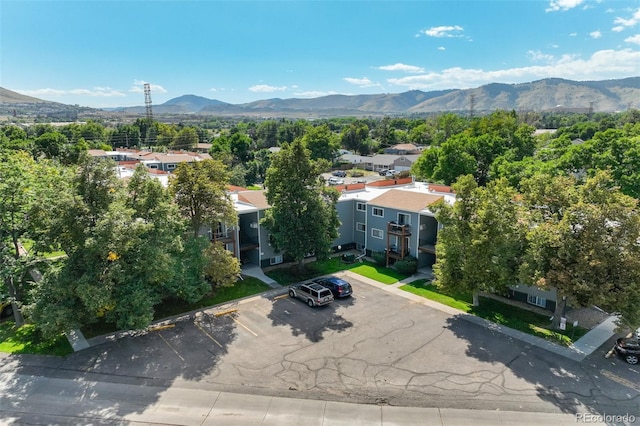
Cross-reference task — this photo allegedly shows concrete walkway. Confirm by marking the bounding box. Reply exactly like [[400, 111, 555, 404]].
[[241, 264, 280, 288]]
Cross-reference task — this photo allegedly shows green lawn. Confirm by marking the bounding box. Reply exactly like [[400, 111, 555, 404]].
[[0, 322, 73, 356], [349, 263, 408, 284], [400, 279, 589, 346], [20, 239, 66, 259], [265, 257, 409, 285]]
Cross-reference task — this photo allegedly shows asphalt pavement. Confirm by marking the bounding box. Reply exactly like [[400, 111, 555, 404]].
[[1, 267, 634, 425]]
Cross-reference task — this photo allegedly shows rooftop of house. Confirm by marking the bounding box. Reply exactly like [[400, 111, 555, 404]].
[[228, 180, 455, 215]]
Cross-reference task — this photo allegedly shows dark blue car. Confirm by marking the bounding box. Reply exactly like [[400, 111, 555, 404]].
[[313, 276, 353, 298]]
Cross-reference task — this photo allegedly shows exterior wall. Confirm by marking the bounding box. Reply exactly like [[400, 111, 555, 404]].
[[353, 201, 367, 250], [508, 284, 557, 312], [392, 157, 414, 171], [334, 199, 355, 247], [365, 205, 419, 256], [256, 210, 284, 268]]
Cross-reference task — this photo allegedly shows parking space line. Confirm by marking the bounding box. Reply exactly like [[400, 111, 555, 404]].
[[158, 333, 185, 361], [194, 322, 223, 348], [601, 370, 640, 391], [232, 316, 258, 336]]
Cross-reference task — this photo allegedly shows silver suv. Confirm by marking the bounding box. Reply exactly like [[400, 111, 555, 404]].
[[288, 283, 334, 307]]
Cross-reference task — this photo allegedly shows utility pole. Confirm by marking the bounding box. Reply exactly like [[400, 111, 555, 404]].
[[144, 83, 153, 122], [469, 93, 476, 119]]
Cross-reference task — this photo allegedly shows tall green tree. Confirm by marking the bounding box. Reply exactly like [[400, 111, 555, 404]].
[[262, 139, 340, 271], [302, 124, 340, 162], [28, 160, 215, 337], [433, 175, 525, 305], [519, 171, 640, 329], [169, 159, 237, 237]]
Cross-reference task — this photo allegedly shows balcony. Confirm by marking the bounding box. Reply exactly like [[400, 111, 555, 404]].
[[418, 239, 436, 254], [212, 230, 234, 243], [387, 222, 411, 236]]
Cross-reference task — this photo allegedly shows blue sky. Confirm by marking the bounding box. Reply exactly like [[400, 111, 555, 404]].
[[2, 0, 639, 108]]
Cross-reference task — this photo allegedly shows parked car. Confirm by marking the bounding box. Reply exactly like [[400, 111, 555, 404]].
[[289, 283, 334, 307], [614, 337, 640, 364], [378, 169, 389, 176], [386, 170, 400, 177], [327, 177, 344, 185], [332, 170, 347, 177], [313, 276, 353, 298]]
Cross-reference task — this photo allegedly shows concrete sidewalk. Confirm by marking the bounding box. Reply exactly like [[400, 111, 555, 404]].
[[241, 264, 280, 288]]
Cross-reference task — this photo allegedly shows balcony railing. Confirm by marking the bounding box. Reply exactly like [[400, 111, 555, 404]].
[[388, 223, 411, 235]]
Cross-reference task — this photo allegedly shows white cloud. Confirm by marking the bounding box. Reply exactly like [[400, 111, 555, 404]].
[[130, 80, 167, 94], [248, 84, 287, 93], [422, 25, 464, 38], [437, 46, 446, 51], [343, 77, 382, 88], [17, 88, 67, 97], [613, 7, 640, 32], [377, 63, 425, 73], [17, 87, 125, 97], [386, 48, 640, 90], [69, 87, 126, 97], [528, 50, 555, 63], [590, 30, 602, 39], [625, 34, 640, 45], [293, 90, 339, 98], [546, 0, 586, 12]]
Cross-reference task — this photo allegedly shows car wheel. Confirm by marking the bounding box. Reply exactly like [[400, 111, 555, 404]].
[[307, 299, 314, 307], [2, 305, 13, 318], [289, 290, 295, 298], [625, 355, 639, 365]]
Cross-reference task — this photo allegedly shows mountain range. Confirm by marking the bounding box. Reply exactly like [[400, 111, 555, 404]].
[[2, 77, 639, 118]]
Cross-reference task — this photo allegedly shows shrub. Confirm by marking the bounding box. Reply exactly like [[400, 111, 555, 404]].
[[371, 251, 386, 265], [394, 256, 418, 274]]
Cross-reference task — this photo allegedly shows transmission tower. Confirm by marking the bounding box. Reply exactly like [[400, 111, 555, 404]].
[[144, 83, 153, 122], [469, 93, 476, 118]]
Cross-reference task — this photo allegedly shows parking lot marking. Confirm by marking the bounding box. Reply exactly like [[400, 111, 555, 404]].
[[232, 316, 258, 336], [158, 334, 185, 361], [148, 324, 175, 332], [194, 322, 223, 348], [601, 370, 640, 391], [214, 309, 238, 317]]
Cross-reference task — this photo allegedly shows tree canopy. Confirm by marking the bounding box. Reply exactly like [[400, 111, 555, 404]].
[[262, 138, 340, 271]]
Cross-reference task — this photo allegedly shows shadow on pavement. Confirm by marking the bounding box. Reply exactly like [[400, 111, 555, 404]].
[[1, 310, 238, 423], [444, 314, 640, 419], [267, 295, 354, 343]]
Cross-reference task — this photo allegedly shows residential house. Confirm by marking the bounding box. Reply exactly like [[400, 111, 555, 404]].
[[338, 153, 421, 173], [383, 143, 423, 155], [221, 180, 453, 269]]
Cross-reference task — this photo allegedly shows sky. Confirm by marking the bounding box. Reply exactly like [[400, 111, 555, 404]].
[[1, 0, 639, 108]]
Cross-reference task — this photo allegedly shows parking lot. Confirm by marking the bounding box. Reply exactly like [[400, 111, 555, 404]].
[[45, 274, 639, 418]]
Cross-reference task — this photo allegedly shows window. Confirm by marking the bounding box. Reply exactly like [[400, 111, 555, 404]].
[[372, 207, 384, 217], [398, 213, 410, 225], [267, 234, 273, 246], [356, 202, 366, 212], [356, 222, 366, 232], [371, 228, 383, 239], [166, 163, 177, 170], [527, 294, 546, 308], [270, 255, 283, 265]]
